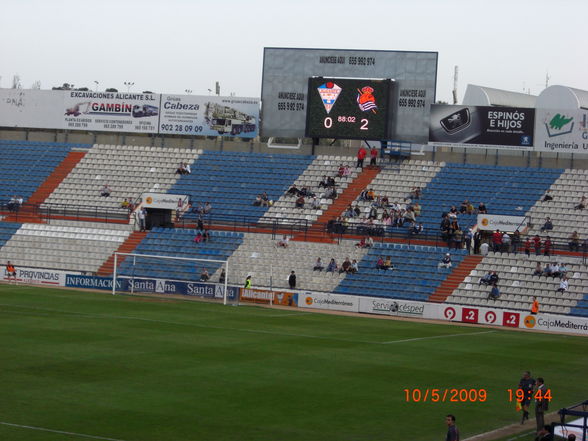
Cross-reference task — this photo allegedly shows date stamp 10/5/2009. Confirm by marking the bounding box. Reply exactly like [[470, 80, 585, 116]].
[[403, 389, 553, 403]]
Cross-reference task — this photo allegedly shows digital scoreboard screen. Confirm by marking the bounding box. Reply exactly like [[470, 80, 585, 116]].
[[305, 77, 393, 140]]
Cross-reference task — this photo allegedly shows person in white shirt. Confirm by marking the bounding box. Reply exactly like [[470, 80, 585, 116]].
[[556, 277, 569, 293]]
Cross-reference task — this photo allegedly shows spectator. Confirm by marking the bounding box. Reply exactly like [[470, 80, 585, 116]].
[[478, 202, 488, 214], [120, 198, 130, 209], [459, 200, 468, 214], [574, 195, 586, 210], [199, 268, 210, 282], [524, 237, 532, 257], [411, 222, 423, 236], [492, 229, 503, 252], [543, 236, 552, 257], [366, 188, 376, 201], [288, 271, 296, 289], [137, 207, 146, 232], [318, 176, 330, 188], [313, 257, 324, 271], [532, 262, 543, 276], [253, 195, 262, 206], [202, 228, 210, 242], [512, 230, 521, 254], [502, 232, 511, 253], [559, 263, 568, 278], [321, 186, 337, 200], [479, 271, 493, 285], [480, 241, 489, 256], [350, 260, 359, 273], [473, 230, 482, 254], [6, 195, 18, 211], [375, 256, 386, 270], [541, 263, 553, 278], [533, 235, 542, 255], [326, 258, 338, 273], [219, 269, 226, 284], [260, 192, 270, 207], [244, 275, 252, 288], [550, 263, 562, 279], [184, 162, 191, 175], [540, 217, 553, 232], [295, 195, 305, 209], [337, 163, 346, 177], [286, 184, 299, 196], [6, 261, 16, 282], [100, 184, 111, 197], [339, 257, 352, 274], [175, 162, 186, 174], [382, 256, 394, 270], [203, 202, 212, 214], [311, 197, 320, 210], [438, 253, 452, 269], [356, 145, 367, 168], [411, 187, 421, 200], [356, 237, 368, 248], [464, 228, 473, 253], [276, 235, 289, 248], [488, 282, 500, 300], [299, 187, 315, 198], [453, 228, 463, 249], [194, 231, 203, 243], [556, 276, 569, 293], [542, 190, 553, 202], [369, 146, 378, 167], [569, 231, 580, 251]]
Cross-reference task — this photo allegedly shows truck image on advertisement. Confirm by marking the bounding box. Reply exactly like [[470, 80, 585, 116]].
[[204, 102, 256, 136]]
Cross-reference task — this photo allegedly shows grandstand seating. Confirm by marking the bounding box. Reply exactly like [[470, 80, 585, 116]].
[[334, 243, 468, 301], [0, 220, 132, 272], [117, 228, 243, 280], [0, 140, 82, 204], [447, 252, 588, 315], [44, 144, 200, 209], [168, 151, 314, 223], [524, 168, 588, 243]]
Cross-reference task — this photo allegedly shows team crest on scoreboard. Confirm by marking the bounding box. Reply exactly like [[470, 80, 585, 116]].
[[357, 86, 377, 113], [317, 82, 342, 114]]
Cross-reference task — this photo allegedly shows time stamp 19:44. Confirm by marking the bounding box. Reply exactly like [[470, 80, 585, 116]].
[[403, 388, 553, 403]]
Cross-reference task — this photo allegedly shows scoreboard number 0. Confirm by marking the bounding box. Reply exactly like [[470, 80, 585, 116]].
[[324, 117, 333, 128]]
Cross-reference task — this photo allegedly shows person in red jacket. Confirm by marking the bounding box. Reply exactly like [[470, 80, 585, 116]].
[[356, 146, 367, 168], [543, 236, 552, 256], [492, 229, 503, 252], [533, 234, 542, 256], [369, 146, 378, 167]]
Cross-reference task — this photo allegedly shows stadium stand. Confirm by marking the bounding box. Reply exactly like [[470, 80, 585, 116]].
[[0, 140, 81, 204], [43, 144, 200, 209], [447, 252, 588, 314], [334, 243, 469, 301], [0, 220, 132, 273], [168, 151, 314, 223], [117, 228, 244, 280]]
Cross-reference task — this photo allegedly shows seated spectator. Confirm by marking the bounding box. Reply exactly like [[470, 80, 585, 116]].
[[318, 176, 330, 188], [368, 206, 378, 220], [295, 195, 305, 208], [574, 195, 586, 210], [253, 195, 262, 206], [558, 263, 568, 278], [479, 271, 493, 285], [542, 190, 553, 202], [438, 253, 452, 269], [569, 231, 580, 251], [100, 184, 111, 197], [532, 262, 542, 277], [337, 164, 345, 177], [412, 202, 422, 217], [449, 205, 458, 216], [326, 258, 338, 273], [202, 229, 210, 242], [342, 165, 351, 177], [411, 187, 421, 199], [540, 217, 553, 232], [550, 263, 562, 279], [276, 235, 290, 248], [466, 201, 475, 215], [350, 260, 359, 273], [356, 237, 367, 248], [404, 208, 416, 223], [541, 263, 553, 278], [313, 257, 324, 271], [411, 222, 423, 236], [339, 257, 352, 274], [321, 187, 337, 200], [382, 256, 394, 270], [459, 200, 468, 214], [478, 202, 488, 214], [6, 195, 18, 211], [488, 282, 500, 300], [299, 187, 315, 198], [120, 198, 129, 209], [260, 192, 270, 207], [327, 176, 336, 187], [556, 276, 569, 293], [343, 205, 355, 218], [311, 197, 320, 210], [184, 162, 191, 174], [366, 188, 376, 201], [192, 203, 204, 215], [375, 256, 385, 270], [194, 231, 203, 243], [203, 202, 212, 214], [199, 268, 210, 282], [286, 184, 299, 196], [175, 162, 186, 174]]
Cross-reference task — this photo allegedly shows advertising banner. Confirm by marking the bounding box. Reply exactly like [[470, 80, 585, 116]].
[[0, 89, 63, 129], [3, 266, 77, 286], [520, 313, 588, 335], [534, 109, 588, 153], [298, 291, 359, 312], [159, 95, 259, 138], [429, 105, 535, 149], [358, 297, 425, 317], [240, 288, 298, 306], [142, 193, 190, 210], [65, 274, 126, 290], [63, 91, 159, 133], [477, 214, 528, 232], [261, 47, 438, 143]]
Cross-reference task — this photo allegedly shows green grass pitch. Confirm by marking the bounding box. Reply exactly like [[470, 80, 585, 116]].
[[0, 285, 586, 441]]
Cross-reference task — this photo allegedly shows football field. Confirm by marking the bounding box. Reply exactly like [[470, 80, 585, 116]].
[[0, 285, 586, 441]]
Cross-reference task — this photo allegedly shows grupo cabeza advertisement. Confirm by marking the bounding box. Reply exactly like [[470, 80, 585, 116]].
[[429, 104, 535, 149], [63, 91, 159, 133]]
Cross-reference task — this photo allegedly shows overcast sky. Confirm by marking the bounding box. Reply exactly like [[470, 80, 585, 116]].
[[0, 0, 585, 102]]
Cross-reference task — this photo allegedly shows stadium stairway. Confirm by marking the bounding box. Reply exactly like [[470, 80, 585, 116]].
[[4, 151, 87, 223], [296, 166, 381, 242], [428, 254, 484, 303], [97, 231, 148, 275]]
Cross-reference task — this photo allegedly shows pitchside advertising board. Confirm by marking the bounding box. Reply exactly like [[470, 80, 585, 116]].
[[261, 47, 438, 143], [0, 89, 259, 138], [429, 104, 535, 149], [305, 77, 393, 140], [534, 108, 588, 153]]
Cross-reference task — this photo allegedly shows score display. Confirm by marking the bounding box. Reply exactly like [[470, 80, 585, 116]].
[[305, 77, 393, 140]]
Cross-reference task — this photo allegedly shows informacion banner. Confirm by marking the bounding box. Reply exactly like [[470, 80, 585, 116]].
[[63, 91, 159, 133], [429, 104, 535, 149], [159, 95, 259, 138], [534, 108, 588, 153], [477, 214, 528, 232], [261, 47, 438, 143], [0, 89, 259, 138]]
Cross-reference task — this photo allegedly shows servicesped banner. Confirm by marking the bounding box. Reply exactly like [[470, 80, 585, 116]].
[[534, 108, 588, 153], [429, 104, 534, 149], [159, 95, 259, 138], [0, 89, 259, 138]]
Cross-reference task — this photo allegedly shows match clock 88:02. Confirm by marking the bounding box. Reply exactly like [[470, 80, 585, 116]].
[[305, 77, 393, 140]]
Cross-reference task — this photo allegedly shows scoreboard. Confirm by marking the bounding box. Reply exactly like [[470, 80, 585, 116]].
[[305, 77, 393, 140]]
